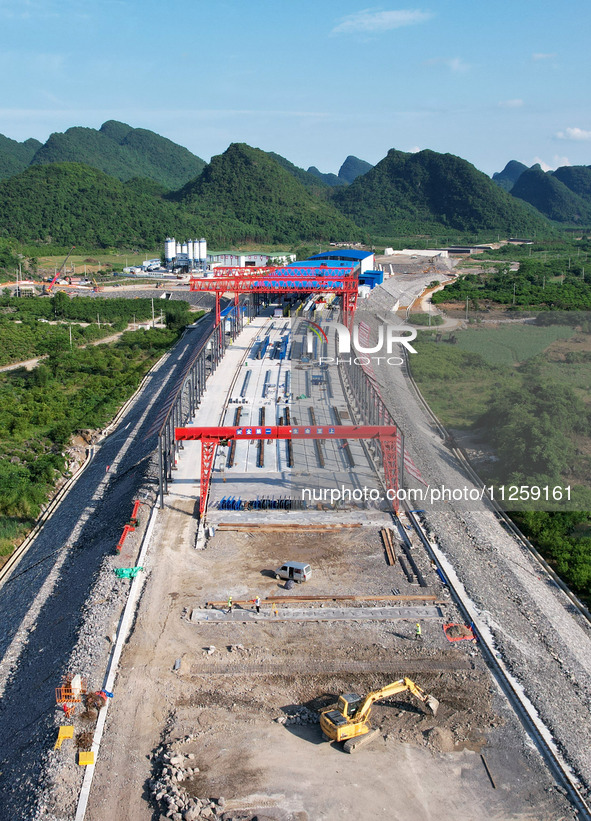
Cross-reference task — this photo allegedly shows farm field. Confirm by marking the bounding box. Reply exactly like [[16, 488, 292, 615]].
[[410, 320, 591, 597]]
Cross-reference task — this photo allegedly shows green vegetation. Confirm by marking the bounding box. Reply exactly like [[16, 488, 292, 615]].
[[513, 511, 591, 596], [0, 292, 196, 365], [172, 143, 365, 244], [452, 324, 574, 365], [492, 160, 528, 193], [0, 327, 179, 557], [434, 256, 591, 311], [0, 314, 113, 366], [332, 148, 553, 237], [0, 134, 41, 180], [511, 166, 591, 224], [0, 163, 204, 248], [338, 156, 374, 185], [29, 121, 206, 189], [409, 313, 444, 326], [0, 296, 198, 558], [0, 239, 20, 274], [409, 330, 591, 597]]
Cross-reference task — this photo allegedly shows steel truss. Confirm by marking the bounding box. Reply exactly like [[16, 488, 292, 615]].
[[157, 301, 251, 507], [338, 354, 405, 501]]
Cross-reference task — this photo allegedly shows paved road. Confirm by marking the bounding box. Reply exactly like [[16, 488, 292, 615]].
[[0, 315, 214, 821]]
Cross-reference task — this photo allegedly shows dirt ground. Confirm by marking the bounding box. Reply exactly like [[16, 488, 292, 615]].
[[77, 499, 573, 821]]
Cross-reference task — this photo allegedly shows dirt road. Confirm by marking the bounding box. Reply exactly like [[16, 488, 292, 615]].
[[80, 518, 572, 821], [0, 317, 215, 821]]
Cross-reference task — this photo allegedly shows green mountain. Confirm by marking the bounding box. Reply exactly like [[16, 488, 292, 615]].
[[0, 162, 204, 247], [492, 160, 528, 192], [332, 148, 552, 236], [171, 143, 364, 243], [0, 135, 42, 180], [511, 166, 591, 224], [267, 153, 372, 188], [552, 165, 591, 201], [265, 151, 331, 191], [307, 166, 345, 187], [338, 155, 373, 184], [30, 121, 206, 189]]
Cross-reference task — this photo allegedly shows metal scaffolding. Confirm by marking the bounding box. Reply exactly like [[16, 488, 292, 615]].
[[338, 354, 405, 502], [157, 301, 250, 507]]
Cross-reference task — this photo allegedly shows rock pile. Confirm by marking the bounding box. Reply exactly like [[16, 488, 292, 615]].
[[275, 706, 320, 726], [149, 737, 226, 821]]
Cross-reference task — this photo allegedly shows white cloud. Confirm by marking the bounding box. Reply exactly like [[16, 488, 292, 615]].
[[531, 156, 570, 172], [532, 52, 557, 61], [532, 156, 552, 172], [556, 127, 591, 141], [424, 56, 469, 73], [409, 145, 421, 153], [332, 8, 433, 35], [498, 99, 523, 109], [553, 155, 571, 168]]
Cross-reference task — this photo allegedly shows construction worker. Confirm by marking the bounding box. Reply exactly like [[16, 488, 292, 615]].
[[415, 622, 422, 641], [254, 595, 261, 614], [227, 595, 233, 615], [272, 602, 278, 618]]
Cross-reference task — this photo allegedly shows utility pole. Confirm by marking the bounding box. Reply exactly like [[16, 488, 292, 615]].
[[152, 298, 155, 328], [465, 297, 468, 321], [513, 282, 516, 305], [69, 324, 72, 348], [97, 313, 100, 328]]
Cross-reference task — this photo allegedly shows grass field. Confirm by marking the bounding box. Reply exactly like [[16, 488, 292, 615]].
[[450, 323, 575, 366]]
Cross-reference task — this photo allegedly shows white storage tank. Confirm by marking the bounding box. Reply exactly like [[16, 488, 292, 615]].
[[181, 242, 188, 255], [176, 242, 182, 256], [186, 240, 194, 263], [199, 238, 207, 262], [165, 238, 176, 262]]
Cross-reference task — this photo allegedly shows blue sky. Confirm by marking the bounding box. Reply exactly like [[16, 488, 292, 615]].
[[1, 0, 590, 177]]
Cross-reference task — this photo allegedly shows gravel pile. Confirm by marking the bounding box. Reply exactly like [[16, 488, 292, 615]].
[[357, 282, 591, 796], [149, 737, 232, 821], [274, 706, 320, 726]]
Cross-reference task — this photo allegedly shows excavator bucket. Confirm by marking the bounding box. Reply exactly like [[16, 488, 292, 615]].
[[425, 694, 439, 716]]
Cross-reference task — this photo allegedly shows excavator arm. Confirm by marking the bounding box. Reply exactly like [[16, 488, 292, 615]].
[[356, 677, 439, 720], [319, 676, 439, 747]]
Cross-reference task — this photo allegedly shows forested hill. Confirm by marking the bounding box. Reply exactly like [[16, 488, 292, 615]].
[[0, 135, 42, 180], [27, 121, 206, 190], [170, 143, 365, 243], [332, 148, 552, 236], [267, 152, 372, 189], [511, 166, 591, 224], [265, 152, 333, 192], [492, 160, 528, 192], [553, 165, 591, 200], [338, 156, 373, 184], [0, 163, 205, 247]]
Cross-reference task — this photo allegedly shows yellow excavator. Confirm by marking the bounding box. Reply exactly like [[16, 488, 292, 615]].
[[319, 677, 439, 753]]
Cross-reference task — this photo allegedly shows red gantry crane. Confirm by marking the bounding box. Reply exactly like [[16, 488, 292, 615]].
[[175, 424, 401, 516]]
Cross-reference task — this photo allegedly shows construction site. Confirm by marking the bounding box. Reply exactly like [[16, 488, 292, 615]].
[[1, 255, 591, 821]]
